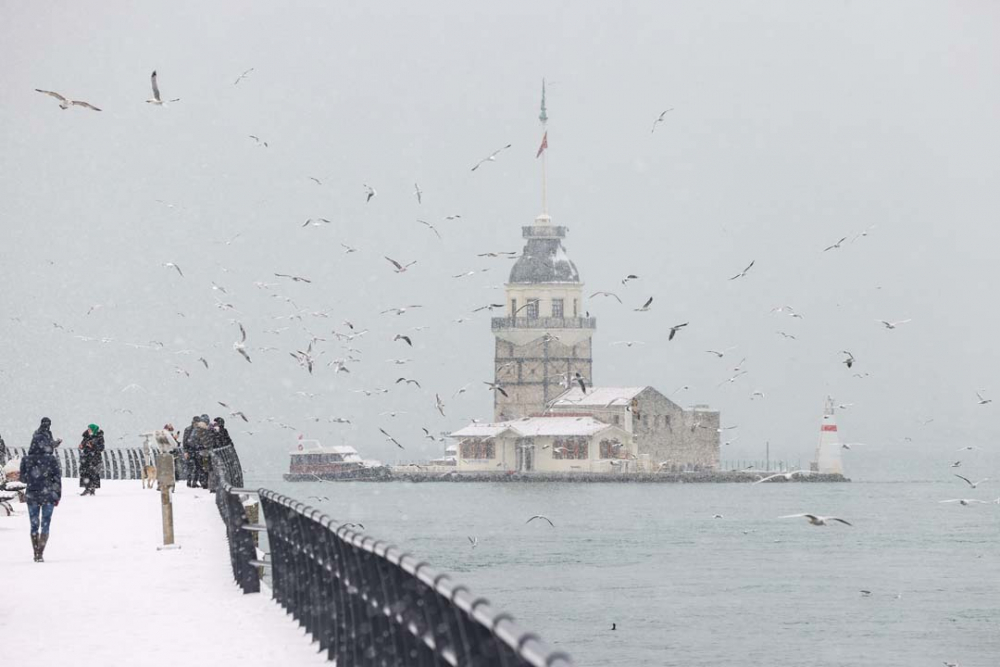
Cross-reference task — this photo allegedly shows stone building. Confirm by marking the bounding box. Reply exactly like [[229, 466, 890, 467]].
[[451, 416, 636, 474], [550, 387, 720, 471], [491, 214, 596, 422]]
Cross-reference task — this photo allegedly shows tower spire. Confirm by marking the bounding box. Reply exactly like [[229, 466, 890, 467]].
[[538, 78, 549, 215]]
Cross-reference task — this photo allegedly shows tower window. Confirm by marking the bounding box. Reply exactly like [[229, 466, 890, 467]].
[[526, 299, 539, 319], [573, 299, 578, 317], [511, 299, 517, 316], [551, 298, 564, 318]]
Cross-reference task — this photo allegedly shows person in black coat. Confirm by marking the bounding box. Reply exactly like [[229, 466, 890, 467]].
[[192, 415, 214, 489], [212, 417, 234, 450], [79, 424, 105, 496], [20, 417, 63, 562], [181, 416, 200, 488]]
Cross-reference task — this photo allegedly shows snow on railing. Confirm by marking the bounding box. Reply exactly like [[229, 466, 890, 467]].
[[210, 453, 575, 666]]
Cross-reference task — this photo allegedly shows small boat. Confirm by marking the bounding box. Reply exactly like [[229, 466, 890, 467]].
[[283, 439, 390, 481]]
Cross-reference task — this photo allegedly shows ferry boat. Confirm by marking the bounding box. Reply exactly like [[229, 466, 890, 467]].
[[283, 439, 391, 481]]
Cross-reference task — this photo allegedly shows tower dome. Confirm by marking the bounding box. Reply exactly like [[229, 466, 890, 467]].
[[508, 214, 580, 284]]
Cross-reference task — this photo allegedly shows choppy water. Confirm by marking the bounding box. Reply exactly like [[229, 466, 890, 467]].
[[254, 478, 999, 667]]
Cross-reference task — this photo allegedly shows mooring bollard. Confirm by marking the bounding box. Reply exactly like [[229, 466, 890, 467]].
[[156, 452, 180, 551]]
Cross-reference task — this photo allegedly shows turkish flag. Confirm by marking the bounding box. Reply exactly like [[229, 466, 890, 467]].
[[536, 132, 548, 158]]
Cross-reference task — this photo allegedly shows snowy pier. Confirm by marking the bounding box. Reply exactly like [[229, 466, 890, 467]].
[[0, 481, 328, 667]]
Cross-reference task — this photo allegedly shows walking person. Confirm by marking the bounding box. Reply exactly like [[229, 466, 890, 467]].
[[79, 423, 105, 496], [20, 417, 63, 562]]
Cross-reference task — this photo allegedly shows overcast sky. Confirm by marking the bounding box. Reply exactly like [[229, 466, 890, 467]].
[[2, 1, 999, 480]]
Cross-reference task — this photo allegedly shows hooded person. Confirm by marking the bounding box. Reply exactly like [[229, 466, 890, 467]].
[[212, 417, 234, 450], [192, 416, 214, 490], [20, 418, 63, 562], [79, 423, 105, 496]]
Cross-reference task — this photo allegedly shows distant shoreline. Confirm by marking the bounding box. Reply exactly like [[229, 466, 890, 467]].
[[286, 471, 851, 484]]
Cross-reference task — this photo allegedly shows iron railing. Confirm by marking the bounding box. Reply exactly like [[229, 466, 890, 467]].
[[491, 316, 596, 331], [210, 453, 575, 666]]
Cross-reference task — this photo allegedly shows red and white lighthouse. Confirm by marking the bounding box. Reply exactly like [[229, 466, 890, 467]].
[[814, 396, 845, 475]]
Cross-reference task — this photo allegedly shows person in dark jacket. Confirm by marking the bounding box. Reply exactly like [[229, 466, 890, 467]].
[[79, 424, 105, 496], [20, 417, 63, 562], [192, 415, 214, 489], [212, 417, 234, 450], [181, 416, 200, 488]]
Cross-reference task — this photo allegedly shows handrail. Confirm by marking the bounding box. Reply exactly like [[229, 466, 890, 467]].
[[209, 446, 575, 666]]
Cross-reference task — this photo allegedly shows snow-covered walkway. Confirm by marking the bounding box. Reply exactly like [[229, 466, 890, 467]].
[[0, 481, 328, 667]]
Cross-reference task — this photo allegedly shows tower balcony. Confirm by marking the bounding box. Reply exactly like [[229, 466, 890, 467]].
[[491, 316, 597, 331]]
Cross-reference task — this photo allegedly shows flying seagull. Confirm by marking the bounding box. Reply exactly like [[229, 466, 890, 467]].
[[302, 218, 331, 228], [668, 322, 688, 341], [779, 513, 853, 526], [393, 334, 413, 347], [162, 262, 184, 277], [435, 394, 446, 417], [233, 68, 254, 85], [752, 470, 811, 485], [484, 381, 509, 398], [395, 377, 421, 388], [417, 219, 441, 239], [471, 144, 512, 171], [274, 273, 312, 283], [728, 260, 755, 281], [976, 391, 992, 405], [823, 237, 849, 252], [467, 536, 478, 548], [650, 109, 674, 133], [385, 256, 417, 273], [413, 183, 423, 204], [634, 297, 653, 312], [379, 427, 404, 449], [248, 135, 268, 148], [363, 184, 377, 202], [939, 498, 989, 506], [954, 474, 989, 489], [574, 372, 587, 393], [34, 89, 101, 111], [590, 291, 622, 304], [146, 70, 180, 106], [878, 319, 911, 330], [526, 515, 555, 527], [233, 323, 252, 363], [842, 351, 855, 368], [621, 274, 639, 285]]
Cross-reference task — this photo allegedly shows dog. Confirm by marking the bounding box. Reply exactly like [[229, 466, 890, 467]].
[[142, 462, 157, 489]]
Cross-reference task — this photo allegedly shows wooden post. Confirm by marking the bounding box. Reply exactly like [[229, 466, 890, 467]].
[[156, 453, 178, 548]]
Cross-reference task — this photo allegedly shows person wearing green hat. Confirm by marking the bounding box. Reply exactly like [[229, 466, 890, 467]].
[[79, 423, 105, 496]]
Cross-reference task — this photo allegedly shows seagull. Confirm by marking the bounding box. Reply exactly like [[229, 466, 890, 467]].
[[668, 322, 688, 341], [381, 305, 423, 315], [145, 71, 180, 106], [956, 445, 976, 451], [590, 291, 622, 304], [878, 319, 911, 330], [823, 236, 848, 252], [718, 371, 748, 387], [728, 260, 755, 281], [234, 68, 254, 85], [842, 351, 855, 368], [198, 357, 209, 369], [950, 461, 962, 468], [435, 394, 446, 417], [307, 495, 329, 502], [34, 89, 101, 111], [363, 184, 376, 202], [233, 323, 252, 363], [621, 274, 639, 285], [329, 417, 352, 424], [939, 498, 989, 506], [473, 303, 506, 313], [302, 218, 331, 227], [633, 297, 653, 312], [954, 474, 989, 489], [526, 515, 555, 527], [650, 109, 673, 133], [341, 243, 357, 254], [712, 513, 724, 519], [393, 334, 412, 347], [750, 390, 765, 400], [976, 391, 992, 405], [776, 331, 797, 340], [705, 348, 735, 358], [779, 513, 852, 526], [574, 372, 587, 393], [722, 436, 739, 446], [248, 135, 268, 148], [467, 536, 478, 548], [379, 428, 404, 449], [484, 381, 509, 398], [385, 256, 417, 273], [413, 183, 423, 204], [753, 470, 812, 485], [471, 143, 512, 171], [417, 220, 441, 239], [611, 341, 645, 348], [274, 273, 312, 283], [162, 262, 184, 277], [395, 377, 421, 388]]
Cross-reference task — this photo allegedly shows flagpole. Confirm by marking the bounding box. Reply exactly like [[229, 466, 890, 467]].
[[540, 78, 548, 216], [542, 145, 548, 215]]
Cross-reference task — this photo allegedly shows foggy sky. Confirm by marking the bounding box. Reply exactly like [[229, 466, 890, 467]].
[[3, 1, 1000, 481]]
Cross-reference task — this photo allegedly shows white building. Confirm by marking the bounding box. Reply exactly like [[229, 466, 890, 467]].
[[451, 416, 637, 474]]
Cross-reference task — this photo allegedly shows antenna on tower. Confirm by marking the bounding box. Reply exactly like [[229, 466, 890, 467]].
[[536, 78, 549, 215]]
